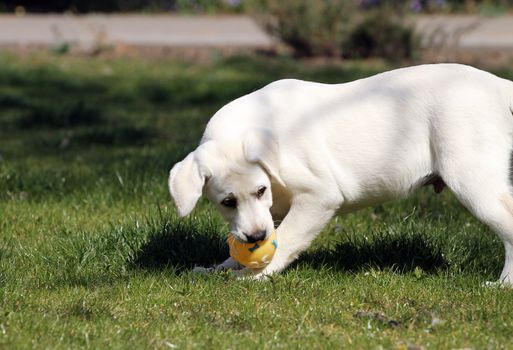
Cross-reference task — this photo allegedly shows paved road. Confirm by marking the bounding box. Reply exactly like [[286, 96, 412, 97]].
[[0, 15, 273, 50], [0, 14, 512, 51], [415, 15, 513, 50]]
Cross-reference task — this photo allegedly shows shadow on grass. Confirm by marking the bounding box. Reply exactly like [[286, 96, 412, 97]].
[[17, 100, 104, 129], [48, 217, 499, 289], [134, 222, 448, 274], [297, 233, 448, 273], [132, 217, 228, 271]]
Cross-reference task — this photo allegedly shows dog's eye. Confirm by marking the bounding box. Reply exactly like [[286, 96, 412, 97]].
[[256, 186, 266, 199], [221, 197, 237, 208]]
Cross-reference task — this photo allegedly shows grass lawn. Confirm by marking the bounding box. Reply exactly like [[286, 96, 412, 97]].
[[2, 52, 513, 349]]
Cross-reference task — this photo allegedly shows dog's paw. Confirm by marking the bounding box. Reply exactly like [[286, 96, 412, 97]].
[[216, 261, 244, 271], [251, 271, 273, 281], [481, 280, 512, 288], [192, 266, 216, 274], [192, 264, 247, 276], [229, 268, 254, 279], [229, 268, 270, 280], [192, 264, 271, 280], [230, 268, 270, 281]]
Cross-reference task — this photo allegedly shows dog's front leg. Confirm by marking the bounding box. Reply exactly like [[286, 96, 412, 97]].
[[253, 194, 336, 279]]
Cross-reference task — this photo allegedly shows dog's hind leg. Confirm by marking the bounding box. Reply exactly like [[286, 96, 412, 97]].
[[497, 194, 513, 283], [440, 146, 513, 285]]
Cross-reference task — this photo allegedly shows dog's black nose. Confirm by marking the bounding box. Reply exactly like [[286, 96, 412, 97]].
[[246, 230, 267, 243]]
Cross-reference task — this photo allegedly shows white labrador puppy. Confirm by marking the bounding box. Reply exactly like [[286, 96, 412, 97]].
[[169, 63, 513, 283]]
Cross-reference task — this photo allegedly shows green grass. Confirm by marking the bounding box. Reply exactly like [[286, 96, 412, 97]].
[[2, 52, 513, 349]]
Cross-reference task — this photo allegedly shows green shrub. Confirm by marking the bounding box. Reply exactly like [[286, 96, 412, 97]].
[[256, 0, 420, 60], [255, 0, 358, 57], [344, 7, 419, 61], [175, 0, 245, 13]]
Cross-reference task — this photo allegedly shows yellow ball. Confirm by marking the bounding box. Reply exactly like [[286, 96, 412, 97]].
[[226, 230, 278, 269]]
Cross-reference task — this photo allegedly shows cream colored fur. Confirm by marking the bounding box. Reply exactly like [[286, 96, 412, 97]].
[[169, 64, 513, 283]]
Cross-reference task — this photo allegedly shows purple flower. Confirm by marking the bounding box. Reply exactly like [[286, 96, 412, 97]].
[[360, 0, 382, 9], [224, 0, 241, 7], [410, 0, 422, 12]]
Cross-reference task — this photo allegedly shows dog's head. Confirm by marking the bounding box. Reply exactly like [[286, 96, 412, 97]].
[[168, 130, 284, 243]]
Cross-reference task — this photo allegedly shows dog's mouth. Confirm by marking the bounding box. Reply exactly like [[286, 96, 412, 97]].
[[230, 232, 249, 243], [230, 231, 270, 244]]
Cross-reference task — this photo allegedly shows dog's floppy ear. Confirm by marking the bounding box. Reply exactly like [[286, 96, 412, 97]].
[[169, 143, 213, 217], [243, 129, 285, 187]]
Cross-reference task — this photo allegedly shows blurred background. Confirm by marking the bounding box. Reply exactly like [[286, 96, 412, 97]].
[[1, 0, 513, 63]]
